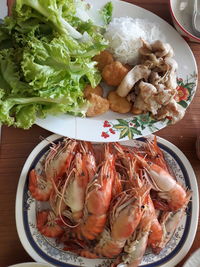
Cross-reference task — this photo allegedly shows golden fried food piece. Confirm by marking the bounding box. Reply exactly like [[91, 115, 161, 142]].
[[84, 85, 103, 99], [131, 106, 143, 115], [86, 93, 109, 117], [93, 50, 114, 71], [102, 61, 130, 87], [108, 91, 131, 114]]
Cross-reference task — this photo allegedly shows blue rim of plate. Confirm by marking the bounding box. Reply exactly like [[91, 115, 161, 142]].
[[22, 137, 192, 267]]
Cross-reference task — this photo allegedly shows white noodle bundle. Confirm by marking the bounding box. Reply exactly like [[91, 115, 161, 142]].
[[104, 17, 165, 65]]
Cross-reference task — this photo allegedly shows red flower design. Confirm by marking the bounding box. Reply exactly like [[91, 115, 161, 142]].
[[128, 122, 135, 127], [103, 120, 111, 128], [175, 86, 189, 102], [109, 128, 115, 134], [177, 78, 183, 83], [101, 132, 110, 138], [166, 116, 172, 121]]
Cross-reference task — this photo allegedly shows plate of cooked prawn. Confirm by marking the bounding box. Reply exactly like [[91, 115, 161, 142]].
[[15, 134, 199, 267]]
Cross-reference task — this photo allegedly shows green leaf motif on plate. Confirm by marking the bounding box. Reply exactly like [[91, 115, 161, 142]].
[[101, 114, 158, 140]]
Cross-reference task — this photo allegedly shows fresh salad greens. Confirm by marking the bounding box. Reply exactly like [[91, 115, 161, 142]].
[[101, 2, 113, 25], [0, 0, 113, 129]]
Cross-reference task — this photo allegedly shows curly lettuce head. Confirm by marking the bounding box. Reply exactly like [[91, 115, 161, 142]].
[[0, 0, 113, 129]]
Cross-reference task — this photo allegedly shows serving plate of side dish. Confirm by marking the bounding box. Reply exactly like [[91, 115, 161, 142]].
[[15, 134, 199, 267], [35, 0, 198, 142], [0, 0, 198, 142]]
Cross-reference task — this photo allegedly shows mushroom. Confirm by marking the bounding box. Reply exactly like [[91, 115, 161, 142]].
[[164, 57, 178, 72], [116, 65, 151, 97], [151, 40, 174, 58], [140, 39, 174, 59]]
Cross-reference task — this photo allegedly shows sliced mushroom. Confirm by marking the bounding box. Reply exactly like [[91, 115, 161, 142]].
[[116, 65, 151, 97], [164, 57, 178, 72], [151, 40, 174, 58], [140, 39, 174, 59], [139, 39, 152, 56]]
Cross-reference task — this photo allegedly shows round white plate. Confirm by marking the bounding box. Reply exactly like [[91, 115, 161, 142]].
[[15, 134, 199, 267], [35, 0, 198, 142]]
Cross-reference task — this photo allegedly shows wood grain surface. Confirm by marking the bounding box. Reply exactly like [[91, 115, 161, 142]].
[[0, 0, 200, 266]]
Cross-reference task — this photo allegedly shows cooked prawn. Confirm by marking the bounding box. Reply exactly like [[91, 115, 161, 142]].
[[75, 144, 116, 240], [92, 185, 150, 258], [50, 141, 97, 222], [136, 154, 189, 211], [112, 203, 154, 267], [153, 191, 192, 254], [29, 169, 53, 201], [37, 210, 64, 238], [143, 136, 169, 172], [29, 139, 77, 201], [147, 195, 163, 250]]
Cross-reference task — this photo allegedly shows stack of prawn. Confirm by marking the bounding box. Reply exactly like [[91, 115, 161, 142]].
[[29, 137, 191, 267]]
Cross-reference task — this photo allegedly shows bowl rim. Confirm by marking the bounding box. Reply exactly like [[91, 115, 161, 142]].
[[8, 263, 52, 267], [168, 0, 200, 42]]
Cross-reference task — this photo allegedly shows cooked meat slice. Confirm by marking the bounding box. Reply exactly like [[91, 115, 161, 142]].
[[116, 65, 150, 97], [151, 40, 174, 58], [156, 99, 185, 124]]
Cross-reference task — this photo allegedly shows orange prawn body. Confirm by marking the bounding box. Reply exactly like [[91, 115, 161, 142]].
[[147, 196, 163, 249], [93, 186, 150, 258], [153, 192, 192, 254], [49, 141, 97, 223], [114, 203, 154, 267], [29, 139, 77, 201], [45, 139, 78, 182], [37, 210, 64, 238], [143, 136, 169, 172], [136, 154, 189, 211], [75, 145, 116, 240], [29, 169, 53, 201]]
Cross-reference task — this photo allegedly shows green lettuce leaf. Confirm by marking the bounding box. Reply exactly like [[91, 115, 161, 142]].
[[0, 0, 112, 129], [101, 2, 113, 25]]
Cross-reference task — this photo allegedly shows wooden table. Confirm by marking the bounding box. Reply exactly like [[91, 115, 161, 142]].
[[0, 0, 199, 266]]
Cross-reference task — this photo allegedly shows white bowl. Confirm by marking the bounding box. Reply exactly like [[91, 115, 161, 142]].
[[8, 263, 53, 267], [169, 0, 200, 43]]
